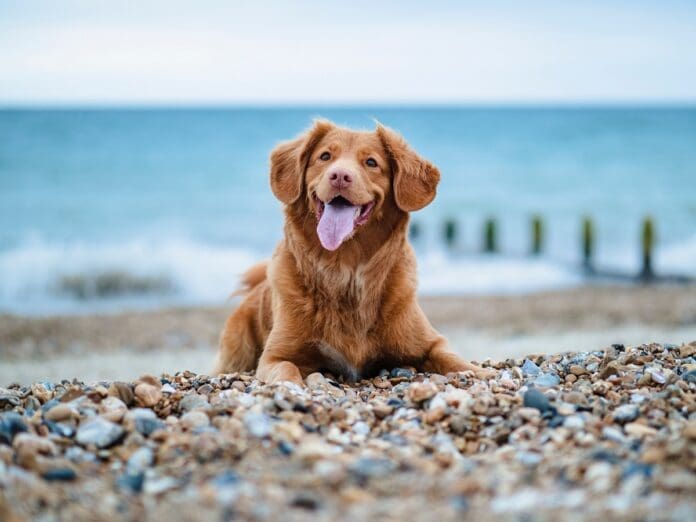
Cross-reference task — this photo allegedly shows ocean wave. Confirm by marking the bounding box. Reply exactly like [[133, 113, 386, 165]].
[[0, 234, 694, 315], [0, 237, 260, 314]]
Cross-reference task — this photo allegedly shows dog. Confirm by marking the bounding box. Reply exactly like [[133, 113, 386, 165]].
[[215, 120, 492, 384]]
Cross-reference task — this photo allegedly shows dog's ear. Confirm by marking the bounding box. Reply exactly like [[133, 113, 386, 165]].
[[376, 124, 440, 212], [270, 120, 334, 204]]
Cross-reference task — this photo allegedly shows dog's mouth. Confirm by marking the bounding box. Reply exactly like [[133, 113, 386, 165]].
[[313, 194, 376, 251]]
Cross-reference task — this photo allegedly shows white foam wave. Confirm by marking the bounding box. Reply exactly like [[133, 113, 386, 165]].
[[0, 233, 694, 315], [0, 237, 260, 314], [417, 251, 583, 295]]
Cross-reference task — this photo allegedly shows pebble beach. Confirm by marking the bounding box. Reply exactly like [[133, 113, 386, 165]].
[[2, 341, 695, 521]]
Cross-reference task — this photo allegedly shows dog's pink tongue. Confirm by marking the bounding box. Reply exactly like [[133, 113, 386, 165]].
[[317, 200, 357, 251]]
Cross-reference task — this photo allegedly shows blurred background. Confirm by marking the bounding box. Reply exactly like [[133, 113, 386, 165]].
[[1, 0, 695, 382]]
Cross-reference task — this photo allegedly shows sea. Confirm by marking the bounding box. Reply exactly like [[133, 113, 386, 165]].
[[1, 106, 695, 315]]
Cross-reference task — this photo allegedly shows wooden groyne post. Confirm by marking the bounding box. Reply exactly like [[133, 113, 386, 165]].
[[640, 216, 655, 280], [582, 216, 595, 272], [444, 219, 457, 249], [409, 221, 421, 241], [531, 215, 543, 255], [483, 217, 497, 253]]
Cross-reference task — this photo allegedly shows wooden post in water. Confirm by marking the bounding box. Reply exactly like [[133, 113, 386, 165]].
[[640, 216, 655, 280], [582, 216, 595, 272], [483, 217, 497, 253], [443, 219, 457, 250], [531, 215, 543, 255], [409, 221, 421, 241]]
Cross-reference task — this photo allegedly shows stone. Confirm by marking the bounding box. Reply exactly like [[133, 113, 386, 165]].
[[532, 373, 560, 387], [523, 388, 552, 413], [13, 433, 57, 468], [521, 359, 540, 376], [372, 401, 393, 419], [44, 420, 74, 438], [117, 471, 145, 493], [624, 422, 657, 438], [0, 412, 28, 445], [134, 383, 161, 408], [679, 342, 696, 358], [348, 457, 396, 479], [352, 421, 370, 436], [683, 420, 696, 440], [42, 467, 77, 481], [179, 393, 210, 413], [598, 361, 620, 379], [389, 367, 415, 379], [407, 382, 438, 403], [682, 370, 696, 384], [126, 409, 166, 437], [99, 396, 128, 423], [108, 382, 134, 407], [44, 403, 75, 422], [127, 446, 154, 473], [76, 417, 124, 448], [181, 411, 210, 430], [612, 404, 639, 424], [563, 415, 585, 430], [569, 365, 587, 376], [244, 411, 271, 438], [305, 372, 328, 387]]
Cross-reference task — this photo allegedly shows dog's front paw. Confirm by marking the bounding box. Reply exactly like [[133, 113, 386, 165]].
[[258, 361, 304, 386]]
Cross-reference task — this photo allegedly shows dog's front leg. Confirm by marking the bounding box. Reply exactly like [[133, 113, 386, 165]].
[[256, 329, 314, 386], [422, 335, 496, 379]]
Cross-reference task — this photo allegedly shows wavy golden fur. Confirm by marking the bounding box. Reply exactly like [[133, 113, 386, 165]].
[[215, 120, 492, 384]]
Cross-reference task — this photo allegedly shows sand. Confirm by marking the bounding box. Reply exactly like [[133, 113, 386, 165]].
[[1, 285, 695, 385]]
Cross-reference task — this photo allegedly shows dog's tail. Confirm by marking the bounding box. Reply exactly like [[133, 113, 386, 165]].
[[230, 261, 268, 297]]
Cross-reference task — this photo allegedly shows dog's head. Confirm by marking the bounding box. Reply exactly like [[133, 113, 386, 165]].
[[270, 120, 440, 251]]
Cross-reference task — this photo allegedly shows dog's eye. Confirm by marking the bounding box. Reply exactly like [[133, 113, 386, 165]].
[[365, 158, 378, 168], [319, 152, 331, 161]]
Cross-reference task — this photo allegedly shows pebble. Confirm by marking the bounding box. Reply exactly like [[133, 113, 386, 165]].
[[108, 382, 134, 406], [521, 359, 541, 376], [44, 403, 75, 422], [181, 410, 210, 430], [0, 342, 693, 521], [244, 411, 272, 438], [127, 409, 166, 437], [76, 417, 124, 448], [348, 457, 396, 479], [179, 393, 210, 413], [117, 471, 145, 493], [532, 373, 561, 388], [99, 396, 128, 423], [612, 404, 640, 424], [305, 372, 328, 387], [681, 369, 696, 384], [407, 382, 438, 403], [134, 383, 162, 408], [389, 367, 415, 379], [42, 467, 77, 481], [0, 412, 28, 444], [624, 422, 657, 438], [523, 388, 552, 413], [127, 446, 154, 473]]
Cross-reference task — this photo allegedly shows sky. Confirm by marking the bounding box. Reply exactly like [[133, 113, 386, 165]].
[[1, 0, 695, 105]]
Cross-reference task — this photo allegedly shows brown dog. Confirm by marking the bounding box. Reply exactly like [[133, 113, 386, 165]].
[[215, 120, 491, 384]]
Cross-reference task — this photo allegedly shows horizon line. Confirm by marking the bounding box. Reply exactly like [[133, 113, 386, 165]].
[[2, 99, 696, 110]]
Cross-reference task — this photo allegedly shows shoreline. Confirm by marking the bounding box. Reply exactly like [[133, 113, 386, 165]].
[[1, 285, 695, 385]]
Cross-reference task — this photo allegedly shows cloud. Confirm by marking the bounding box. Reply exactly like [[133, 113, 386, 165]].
[[1, 0, 695, 104]]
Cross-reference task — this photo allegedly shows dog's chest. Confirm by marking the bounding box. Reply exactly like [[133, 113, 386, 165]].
[[316, 343, 362, 382]]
